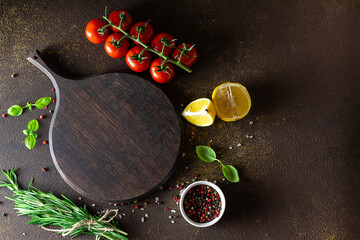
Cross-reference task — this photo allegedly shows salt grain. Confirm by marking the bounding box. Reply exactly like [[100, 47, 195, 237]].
[[91, 204, 95, 207], [145, 214, 149, 218], [237, 143, 242, 147], [249, 121, 254, 125], [168, 216, 172, 219], [141, 217, 145, 222], [229, 146, 232, 149], [182, 153, 186, 157], [171, 210, 176, 213], [249, 135, 254, 139], [132, 210, 134, 213], [155, 197, 159, 202], [171, 220, 175, 224], [140, 208, 144, 211]]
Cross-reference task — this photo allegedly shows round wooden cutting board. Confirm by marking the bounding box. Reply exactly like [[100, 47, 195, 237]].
[[27, 50, 182, 202]]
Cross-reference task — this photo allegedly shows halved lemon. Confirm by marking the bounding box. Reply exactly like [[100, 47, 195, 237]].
[[212, 82, 251, 122], [181, 98, 216, 127]]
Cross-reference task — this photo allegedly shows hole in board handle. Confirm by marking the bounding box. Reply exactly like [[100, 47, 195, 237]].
[[34, 55, 38, 59]]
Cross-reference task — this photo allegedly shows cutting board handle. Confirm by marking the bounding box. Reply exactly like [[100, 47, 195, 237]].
[[27, 49, 68, 87]]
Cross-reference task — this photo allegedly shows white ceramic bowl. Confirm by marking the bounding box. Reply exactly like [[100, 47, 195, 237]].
[[179, 181, 226, 227]]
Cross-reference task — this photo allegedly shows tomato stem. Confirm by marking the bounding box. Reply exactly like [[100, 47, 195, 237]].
[[102, 13, 192, 73]]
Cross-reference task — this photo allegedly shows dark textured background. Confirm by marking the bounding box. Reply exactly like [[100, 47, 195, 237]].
[[0, 0, 359, 239]]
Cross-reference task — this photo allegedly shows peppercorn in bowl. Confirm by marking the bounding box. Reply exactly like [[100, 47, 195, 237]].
[[179, 181, 226, 227]]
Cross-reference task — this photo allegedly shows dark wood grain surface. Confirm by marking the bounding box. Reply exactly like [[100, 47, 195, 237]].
[[0, 0, 359, 240], [27, 50, 182, 202]]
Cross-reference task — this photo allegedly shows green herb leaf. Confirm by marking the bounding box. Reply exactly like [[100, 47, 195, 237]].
[[222, 165, 239, 183], [23, 129, 30, 135], [7, 105, 23, 116], [196, 145, 217, 162], [31, 133, 37, 138], [27, 119, 39, 132], [25, 135, 36, 150], [35, 97, 51, 109]]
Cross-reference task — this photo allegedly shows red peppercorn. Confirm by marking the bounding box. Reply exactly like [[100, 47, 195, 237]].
[[40, 115, 44, 119], [179, 185, 183, 190], [121, 203, 124, 206], [135, 205, 139, 209], [2, 114, 6, 118], [164, 206, 168, 210], [43, 106, 47, 109], [43, 141, 48, 144], [42, 168, 48, 172], [173, 197, 177, 201], [215, 214, 219, 218], [195, 174, 199, 178], [168, 186, 172, 190], [51, 88, 55, 91], [184, 169, 188, 173], [53, 99, 56, 103]]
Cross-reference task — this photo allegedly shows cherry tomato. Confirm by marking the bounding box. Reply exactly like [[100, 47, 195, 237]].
[[129, 21, 154, 45], [172, 43, 198, 67], [108, 9, 133, 32], [85, 19, 110, 44], [150, 58, 175, 83], [125, 46, 152, 72], [151, 33, 176, 56], [104, 33, 129, 58]]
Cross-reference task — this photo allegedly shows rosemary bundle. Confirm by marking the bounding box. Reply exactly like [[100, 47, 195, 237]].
[[0, 168, 128, 240]]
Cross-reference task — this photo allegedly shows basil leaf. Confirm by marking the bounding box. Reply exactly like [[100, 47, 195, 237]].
[[35, 97, 51, 109], [7, 105, 23, 116], [222, 165, 239, 183], [196, 145, 217, 162], [32, 133, 37, 138], [23, 129, 30, 135], [25, 135, 36, 150], [29, 104, 33, 111], [27, 119, 39, 132]]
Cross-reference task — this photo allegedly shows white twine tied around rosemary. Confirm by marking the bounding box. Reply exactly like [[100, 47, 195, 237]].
[[0, 168, 128, 240], [41, 209, 119, 237]]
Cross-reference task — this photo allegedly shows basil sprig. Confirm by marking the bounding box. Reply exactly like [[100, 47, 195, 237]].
[[23, 119, 39, 150], [7, 97, 52, 116], [196, 145, 239, 183]]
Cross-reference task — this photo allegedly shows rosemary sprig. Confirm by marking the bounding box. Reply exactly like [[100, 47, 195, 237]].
[[0, 168, 128, 240]]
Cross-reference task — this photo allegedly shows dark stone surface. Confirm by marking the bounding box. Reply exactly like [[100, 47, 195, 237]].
[[0, 0, 359, 239]]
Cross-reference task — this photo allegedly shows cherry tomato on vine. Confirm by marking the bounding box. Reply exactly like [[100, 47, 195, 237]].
[[151, 33, 176, 56], [108, 9, 133, 32], [129, 21, 154, 45], [172, 43, 198, 67], [125, 46, 152, 72], [104, 33, 129, 58], [85, 19, 110, 44], [150, 58, 175, 83]]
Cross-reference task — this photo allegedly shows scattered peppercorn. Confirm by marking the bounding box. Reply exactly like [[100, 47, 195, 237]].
[[49, 110, 53, 114], [2, 114, 6, 118], [11, 73, 16, 78], [53, 99, 56, 103], [40, 115, 44, 119], [43, 106, 47, 110], [168, 186, 173, 190], [43, 141, 48, 144], [42, 168, 48, 172], [135, 205, 139, 209], [164, 206, 168, 210], [51, 88, 55, 91]]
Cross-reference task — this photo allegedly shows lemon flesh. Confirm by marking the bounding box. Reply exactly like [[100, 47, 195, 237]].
[[181, 98, 216, 127], [212, 82, 251, 122]]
